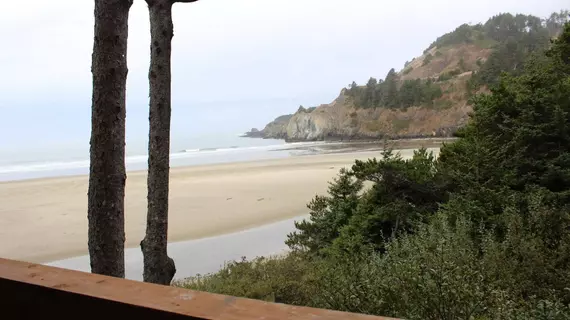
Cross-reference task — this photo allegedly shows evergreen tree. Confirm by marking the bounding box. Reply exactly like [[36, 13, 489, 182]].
[[383, 69, 399, 108]]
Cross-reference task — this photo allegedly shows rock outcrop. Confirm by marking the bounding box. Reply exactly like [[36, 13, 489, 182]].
[[242, 128, 263, 138], [246, 12, 568, 142], [281, 88, 470, 142], [243, 114, 293, 139], [248, 43, 482, 142]]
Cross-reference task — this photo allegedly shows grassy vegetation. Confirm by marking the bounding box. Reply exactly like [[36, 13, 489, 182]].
[[433, 99, 454, 110], [474, 37, 497, 49], [391, 118, 411, 132]]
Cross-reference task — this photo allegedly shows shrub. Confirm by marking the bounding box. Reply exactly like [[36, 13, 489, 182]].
[[177, 253, 319, 305]]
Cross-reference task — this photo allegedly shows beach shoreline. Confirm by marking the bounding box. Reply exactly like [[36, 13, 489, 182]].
[[0, 142, 442, 264]]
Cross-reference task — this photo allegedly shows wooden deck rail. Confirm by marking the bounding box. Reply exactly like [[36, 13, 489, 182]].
[[0, 258, 398, 319]]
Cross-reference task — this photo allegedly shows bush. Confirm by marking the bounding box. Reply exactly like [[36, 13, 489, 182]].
[[371, 214, 494, 319], [438, 73, 452, 82], [177, 253, 319, 305], [481, 191, 570, 303], [312, 203, 570, 319], [437, 69, 462, 82]]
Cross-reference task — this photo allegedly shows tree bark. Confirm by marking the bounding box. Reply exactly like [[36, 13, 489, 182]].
[[88, 0, 132, 278], [141, 0, 176, 285]]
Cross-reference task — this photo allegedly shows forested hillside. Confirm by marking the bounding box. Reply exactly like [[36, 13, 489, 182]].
[[251, 11, 569, 141], [347, 11, 569, 110], [183, 20, 570, 319]]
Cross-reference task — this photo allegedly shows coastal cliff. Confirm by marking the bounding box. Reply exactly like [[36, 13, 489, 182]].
[[283, 88, 470, 142], [243, 114, 292, 139], [245, 12, 568, 141]]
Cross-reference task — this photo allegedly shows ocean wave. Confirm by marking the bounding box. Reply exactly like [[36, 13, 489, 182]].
[[182, 143, 286, 154], [0, 143, 288, 175], [0, 159, 91, 174]]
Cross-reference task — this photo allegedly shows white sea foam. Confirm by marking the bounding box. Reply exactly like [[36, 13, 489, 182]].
[[0, 141, 289, 180]]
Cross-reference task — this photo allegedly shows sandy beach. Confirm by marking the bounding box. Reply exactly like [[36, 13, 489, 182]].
[[0, 148, 439, 264]]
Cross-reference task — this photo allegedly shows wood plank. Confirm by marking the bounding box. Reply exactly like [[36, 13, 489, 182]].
[[0, 258, 398, 320]]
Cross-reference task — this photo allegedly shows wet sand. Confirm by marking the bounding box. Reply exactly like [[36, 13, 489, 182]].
[[48, 216, 303, 281]]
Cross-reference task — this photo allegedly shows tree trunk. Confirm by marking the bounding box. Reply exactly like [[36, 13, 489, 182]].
[[141, 0, 176, 285], [88, 0, 132, 278]]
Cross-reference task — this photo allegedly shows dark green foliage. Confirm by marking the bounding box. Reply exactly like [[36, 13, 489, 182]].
[[286, 148, 447, 256], [330, 148, 448, 255], [437, 68, 462, 82], [437, 73, 452, 82], [366, 214, 497, 319], [398, 79, 443, 107], [425, 23, 482, 52], [474, 36, 541, 87], [286, 169, 363, 254], [398, 80, 422, 107], [423, 12, 569, 94], [481, 191, 570, 304], [467, 12, 568, 90], [348, 11, 569, 109], [177, 21, 570, 320], [347, 74, 443, 109], [383, 69, 399, 108], [180, 209, 570, 319], [449, 22, 570, 204], [476, 58, 483, 67], [425, 12, 567, 54], [483, 13, 545, 43]]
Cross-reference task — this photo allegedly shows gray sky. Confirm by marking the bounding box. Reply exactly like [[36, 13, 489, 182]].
[[0, 0, 566, 158]]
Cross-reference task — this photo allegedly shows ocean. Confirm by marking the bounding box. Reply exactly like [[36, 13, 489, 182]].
[[0, 136, 321, 182], [0, 132, 395, 182]]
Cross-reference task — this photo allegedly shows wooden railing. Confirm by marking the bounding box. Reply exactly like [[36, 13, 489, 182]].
[[0, 258, 398, 319]]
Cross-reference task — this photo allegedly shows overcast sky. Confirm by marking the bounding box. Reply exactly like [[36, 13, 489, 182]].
[[0, 0, 567, 159]]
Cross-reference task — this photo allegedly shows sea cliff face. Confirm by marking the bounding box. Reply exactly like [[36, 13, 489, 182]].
[[243, 114, 293, 139], [249, 43, 480, 142], [267, 89, 471, 142], [246, 12, 567, 142]]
